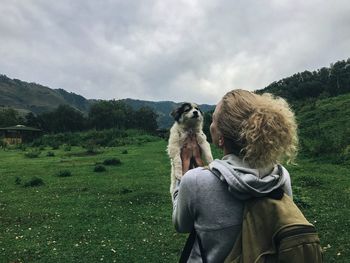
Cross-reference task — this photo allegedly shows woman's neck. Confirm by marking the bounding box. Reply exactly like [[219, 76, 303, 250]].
[[223, 146, 241, 157]]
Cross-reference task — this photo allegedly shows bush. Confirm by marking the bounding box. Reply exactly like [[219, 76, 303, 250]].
[[16, 144, 27, 151], [119, 188, 133, 194], [24, 177, 44, 187], [84, 141, 98, 155], [30, 129, 159, 148], [30, 138, 44, 147], [25, 150, 41, 158], [15, 177, 22, 185], [121, 149, 128, 154], [56, 170, 72, 177], [63, 145, 71, 151], [94, 165, 106, 172], [47, 151, 55, 157], [0, 140, 8, 149], [51, 142, 60, 150], [103, 158, 121, 166]]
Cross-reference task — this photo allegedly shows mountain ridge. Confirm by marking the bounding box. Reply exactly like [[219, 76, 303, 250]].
[[0, 74, 215, 128], [2, 57, 350, 129]]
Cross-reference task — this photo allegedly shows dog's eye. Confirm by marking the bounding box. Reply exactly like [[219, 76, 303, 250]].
[[184, 108, 190, 112]]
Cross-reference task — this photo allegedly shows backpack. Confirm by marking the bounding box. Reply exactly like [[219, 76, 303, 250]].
[[224, 191, 323, 263]]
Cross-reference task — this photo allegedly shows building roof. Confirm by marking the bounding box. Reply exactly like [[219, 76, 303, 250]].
[[0, 125, 41, 132]]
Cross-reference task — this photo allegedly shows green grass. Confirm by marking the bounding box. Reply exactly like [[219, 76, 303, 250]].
[[296, 93, 350, 161], [286, 160, 350, 262], [0, 140, 349, 262]]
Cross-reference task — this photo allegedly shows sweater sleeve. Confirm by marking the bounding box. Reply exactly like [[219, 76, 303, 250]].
[[172, 171, 196, 233]]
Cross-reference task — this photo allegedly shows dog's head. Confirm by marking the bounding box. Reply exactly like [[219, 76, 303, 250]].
[[171, 102, 203, 126]]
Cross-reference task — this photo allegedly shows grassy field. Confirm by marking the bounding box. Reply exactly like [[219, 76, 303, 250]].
[[0, 139, 349, 262]]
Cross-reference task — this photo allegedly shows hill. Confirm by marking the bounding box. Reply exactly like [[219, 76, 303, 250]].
[[296, 93, 350, 162], [257, 58, 350, 103], [121, 98, 214, 128], [256, 58, 350, 163], [0, 74, 214, 128], [1, 56, 349, 138], [0, 75, 91, 115]]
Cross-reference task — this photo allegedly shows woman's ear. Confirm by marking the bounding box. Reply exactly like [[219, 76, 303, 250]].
[[218, 136, 224, 147]]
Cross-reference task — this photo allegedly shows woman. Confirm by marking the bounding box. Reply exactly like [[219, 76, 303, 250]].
[[172, 89, 298, 262]]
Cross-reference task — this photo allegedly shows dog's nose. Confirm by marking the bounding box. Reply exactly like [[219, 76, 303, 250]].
[[193, 111, 199, 117]]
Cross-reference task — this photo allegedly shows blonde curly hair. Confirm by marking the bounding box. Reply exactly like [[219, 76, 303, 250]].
[[217, 89, 298, 168]]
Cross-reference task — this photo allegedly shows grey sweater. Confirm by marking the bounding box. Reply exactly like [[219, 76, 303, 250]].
[[172, 154, 292, 263]]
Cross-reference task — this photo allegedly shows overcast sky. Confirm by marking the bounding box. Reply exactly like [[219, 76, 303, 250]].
[[1, 0, 350, 104]]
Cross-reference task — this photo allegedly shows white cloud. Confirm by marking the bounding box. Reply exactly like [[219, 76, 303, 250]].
[[0, 0, 350, 104]]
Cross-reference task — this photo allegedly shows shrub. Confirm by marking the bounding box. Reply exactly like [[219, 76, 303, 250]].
[[24, 177, 44, 187], [51, 142, 60, 150], [15, 177, 22, 185], [0, 140, 7, 149], [63, 145, 71, 151], [25, 150, 41, 158], [30, 138, 44, 147], [103, 158, 121, 166], [119, 188, 133, 194], [84, 141, 98, 155], [56, 170, 72, 177], [122, 149, 128, 154], [47, 151, 55, 157], [16, 144, 27, 151], [94, 165, 106, 172]]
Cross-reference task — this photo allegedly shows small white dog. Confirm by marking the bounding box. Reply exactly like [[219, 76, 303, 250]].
[[167, 102, 213, 195]]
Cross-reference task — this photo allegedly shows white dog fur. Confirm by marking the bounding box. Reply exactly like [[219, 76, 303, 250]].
[[167, 102, 213, 196]]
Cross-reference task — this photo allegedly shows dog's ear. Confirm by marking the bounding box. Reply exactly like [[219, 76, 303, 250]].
[[170, 108, 179, 121], [170, 107, 182, 122], [171, 103, 191, 122]]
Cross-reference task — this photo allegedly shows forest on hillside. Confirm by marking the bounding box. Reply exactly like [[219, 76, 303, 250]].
[[257, 58, 350, 103], [0, 100, 158, 134]]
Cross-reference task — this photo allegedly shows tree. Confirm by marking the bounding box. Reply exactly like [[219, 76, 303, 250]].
[[0, 108, 24, 127], [134, 106, 158, 132], [88, 100, 135, 130], [25, 112, 41, 129], [202, 111, 213, 142], [38, 105, 86, 133]]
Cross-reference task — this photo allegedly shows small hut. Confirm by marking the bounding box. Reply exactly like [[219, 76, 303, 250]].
[[0, 125, 42, 145]]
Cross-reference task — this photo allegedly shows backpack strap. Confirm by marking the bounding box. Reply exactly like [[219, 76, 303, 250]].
[[179, 229, 207, 263]]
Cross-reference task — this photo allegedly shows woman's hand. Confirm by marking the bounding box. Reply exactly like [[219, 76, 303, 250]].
[[181, 134, 204, 174]]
